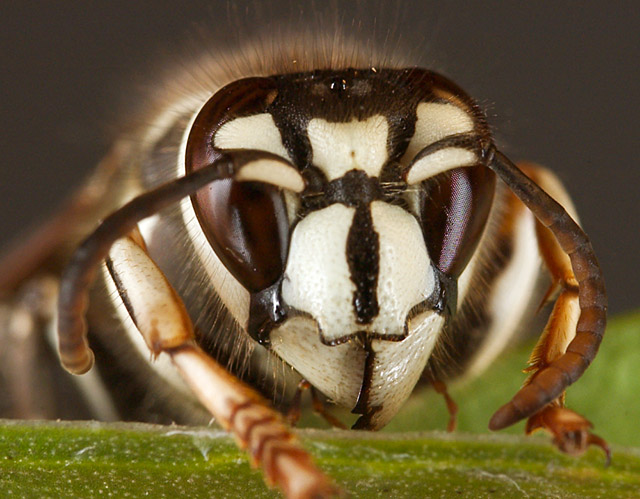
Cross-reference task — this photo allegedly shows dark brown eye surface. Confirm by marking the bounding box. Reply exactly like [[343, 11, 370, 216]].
[[420, 165, 495, 277], [195, 179, 289, 292], [185, 77, 290, 292], [185, 77, 279, 170]]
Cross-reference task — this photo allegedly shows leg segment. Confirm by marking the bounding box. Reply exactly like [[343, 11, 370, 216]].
[[488, 151, 607, 431], [57, 158, 237, 374], [106, 233, 337, 499], [0, 276, 58, 418], [430, 378, 458, 433], [286, 380, 347, 429], [522, 163, 582, 382], [495, 162, 609, 460]]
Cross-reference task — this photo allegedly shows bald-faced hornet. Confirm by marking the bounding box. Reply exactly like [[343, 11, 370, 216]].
[[0, 34, 609, 497]]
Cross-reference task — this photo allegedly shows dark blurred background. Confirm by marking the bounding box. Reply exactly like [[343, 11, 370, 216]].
[[1, 1, 638, 314]]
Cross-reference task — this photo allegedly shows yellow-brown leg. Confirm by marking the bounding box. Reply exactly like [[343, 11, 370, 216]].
[[286, 380, 347, 430], [429, 378, 458, 432], [517, 163, 609, 462], [102, 233, 339, 498]]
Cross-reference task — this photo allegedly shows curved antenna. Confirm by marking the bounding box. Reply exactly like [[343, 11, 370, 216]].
[[486, 148, 607, 430], [57, 155, 236, 374]]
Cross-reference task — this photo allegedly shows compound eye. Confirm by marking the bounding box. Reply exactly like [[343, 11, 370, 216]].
[[196, 178, 289, 292], [185, 77, 294, 292], [420, 165, 495, 277]]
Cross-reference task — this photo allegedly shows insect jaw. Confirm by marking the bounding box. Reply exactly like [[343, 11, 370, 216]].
[[268, 308, 446, 427]]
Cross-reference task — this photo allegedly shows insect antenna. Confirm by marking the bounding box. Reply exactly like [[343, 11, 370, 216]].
[[57, 154, 239, 375], [486, 147, 607, 430]]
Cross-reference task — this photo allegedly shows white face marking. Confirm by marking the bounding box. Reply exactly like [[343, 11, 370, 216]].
[[406, 147, 477, 184], [282, 204, 357, 344], [283, 201, 436, 344], [270, 317, 366, 407], [402, 102, 475, 163], [367, 312, 445, 429], [307, 115, 389, 181], [235, 158, 305, 192], [270, 308, 444, 425], [215, 113, 290, 160], [369, 201, 434, 336]]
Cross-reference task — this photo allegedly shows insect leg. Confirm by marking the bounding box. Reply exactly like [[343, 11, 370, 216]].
[[522, 164, 584, 377], [0, 276, 57, 418], [487, 150, 607, 432], [521, 163, 582, 381], [429, 378, 458, 432], [107, 233, 337, 499], [517, 164, 610, 461], [286, 380, 347, 429], [56, 158, 237, 375]]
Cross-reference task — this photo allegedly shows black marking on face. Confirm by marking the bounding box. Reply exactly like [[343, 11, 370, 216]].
[[347, 205, 380, 324], [266, 68, 440, 169], [247, 280, 288, 346], [325, 170, 384, 206], [300, 169, 386, 216], [406, 265, 459, 325], [351, 337, 382, 429]]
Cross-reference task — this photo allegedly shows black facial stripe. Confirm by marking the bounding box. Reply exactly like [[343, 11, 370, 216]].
[[351, 335, 386, 429], [300, 169, 397, 217], [347, 205, 380, 324], [385, 109, 417, 163], [268, 101, 312, 168], [325, 170, 383, 206]]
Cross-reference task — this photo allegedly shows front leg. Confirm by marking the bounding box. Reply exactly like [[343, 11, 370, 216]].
[[105, 232, 337, 499], [0, 275, 58, 418], [517, 164, 609, 461]]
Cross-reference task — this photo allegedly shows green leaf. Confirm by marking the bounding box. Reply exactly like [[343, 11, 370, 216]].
[[1, 312, 638, 497], [1, 421, 639, 497], [387, 310, 640, 447]]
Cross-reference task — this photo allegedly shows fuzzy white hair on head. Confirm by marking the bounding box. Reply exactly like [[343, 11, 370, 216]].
[[137, 1, 427, 109]]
